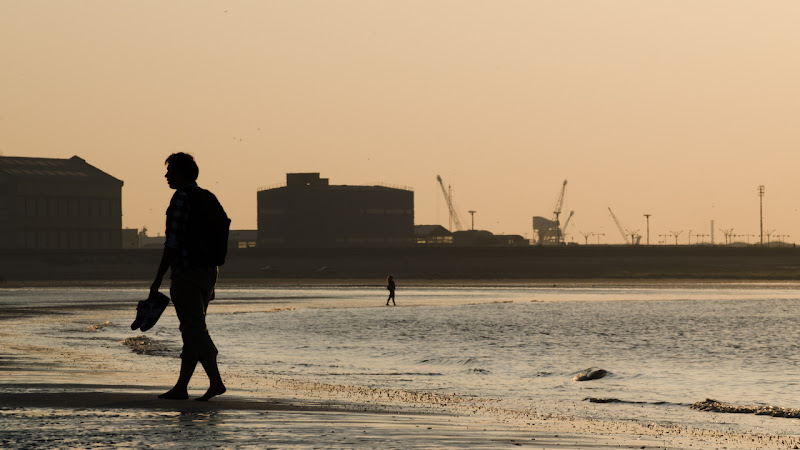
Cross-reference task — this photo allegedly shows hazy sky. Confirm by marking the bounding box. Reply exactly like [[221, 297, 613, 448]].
[[3, 1, 800, 244]]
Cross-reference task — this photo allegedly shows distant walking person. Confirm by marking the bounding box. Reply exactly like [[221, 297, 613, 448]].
[[386, 275, 396, 306], [150, 152, 230, 401]]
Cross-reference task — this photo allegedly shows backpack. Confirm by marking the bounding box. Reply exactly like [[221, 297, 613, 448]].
[[184, 186, 231, 266]]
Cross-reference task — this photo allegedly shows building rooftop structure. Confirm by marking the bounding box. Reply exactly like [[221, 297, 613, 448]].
[[414, 225, 453, 245], [0, 155, 123, 184]]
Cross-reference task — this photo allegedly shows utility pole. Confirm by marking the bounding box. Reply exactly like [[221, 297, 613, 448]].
[[758, 185, 765, 245], [468, 210, 476, 230], [644, 214, 651, 245]]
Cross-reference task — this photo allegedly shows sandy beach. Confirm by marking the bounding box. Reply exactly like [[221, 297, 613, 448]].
[[2, 283, 800, 449]]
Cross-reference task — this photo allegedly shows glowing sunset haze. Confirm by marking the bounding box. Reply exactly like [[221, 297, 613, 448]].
[[2, 1, 799, 244]]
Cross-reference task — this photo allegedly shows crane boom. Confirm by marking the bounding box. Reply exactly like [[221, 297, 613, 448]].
[[562, 211, 575, 238], [608, 207, 631, 244], [553, 180, 567, 221], [436, 175, 464, 231]]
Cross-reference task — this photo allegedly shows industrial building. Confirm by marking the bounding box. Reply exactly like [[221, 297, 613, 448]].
[[258, 173, 414, 247], [0, 155, 124, 249]]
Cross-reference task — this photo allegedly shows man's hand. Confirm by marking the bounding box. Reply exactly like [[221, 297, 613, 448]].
[[150, 279, 161, 297]]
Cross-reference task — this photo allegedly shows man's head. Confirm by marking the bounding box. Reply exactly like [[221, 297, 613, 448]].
[[164, 153, 199, 189]]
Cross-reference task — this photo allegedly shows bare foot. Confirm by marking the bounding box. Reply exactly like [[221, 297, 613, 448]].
[[158, 388, 189, 400], [195, 384, 226, 402]]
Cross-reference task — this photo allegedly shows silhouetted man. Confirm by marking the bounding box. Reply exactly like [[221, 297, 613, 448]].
[[150, 152, 226, 401]]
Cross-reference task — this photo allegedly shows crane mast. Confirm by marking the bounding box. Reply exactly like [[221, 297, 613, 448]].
[[436, 175, 464, 231], [608, 207, 631, 245], [553, 180, 568, 244]]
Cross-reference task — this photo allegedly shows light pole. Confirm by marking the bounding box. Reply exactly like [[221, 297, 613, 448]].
[[644, 214, 651, 245], [721, 228, 733, 245], [766, 229, 775, 246], [758, 185, 765, 245], [468, 210, 476, 230]]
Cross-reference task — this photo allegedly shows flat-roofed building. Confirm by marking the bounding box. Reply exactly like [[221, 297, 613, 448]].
[[258, 173, 414, 248], [0, 155, 123, 249]]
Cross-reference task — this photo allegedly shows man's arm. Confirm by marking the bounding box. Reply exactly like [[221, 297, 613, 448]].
[[151, 189, 189, 295], [150, 246, 179, 295]]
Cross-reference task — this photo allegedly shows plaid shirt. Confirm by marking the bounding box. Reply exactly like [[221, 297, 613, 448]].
[[164, 182, 215, 277]]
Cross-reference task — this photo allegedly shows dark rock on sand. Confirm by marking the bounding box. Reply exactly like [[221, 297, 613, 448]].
[[585, 397, 622, 403], [573, 368, 608, 381]]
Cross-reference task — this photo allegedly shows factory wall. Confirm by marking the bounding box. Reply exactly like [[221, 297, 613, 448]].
[[258, 183, 414, 248]]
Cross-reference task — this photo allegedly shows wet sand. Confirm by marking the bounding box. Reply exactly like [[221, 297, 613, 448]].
[[2, 289, 800, 448]]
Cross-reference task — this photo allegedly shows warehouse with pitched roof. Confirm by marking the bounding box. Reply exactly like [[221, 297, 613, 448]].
[[0, 155, 123, 249]]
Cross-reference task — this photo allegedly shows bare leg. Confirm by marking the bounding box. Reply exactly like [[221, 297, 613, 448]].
[[195, 354, 226, 401], [159, 358, 197, 399]]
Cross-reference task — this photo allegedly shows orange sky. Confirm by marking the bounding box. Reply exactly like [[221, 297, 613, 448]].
[[2, 1, 800, 244]]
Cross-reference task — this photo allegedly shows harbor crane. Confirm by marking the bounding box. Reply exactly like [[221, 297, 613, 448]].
[[436, 175, 464, 231], [533, 180, 575, 245], [537, 180, 568, 245], [608, 207, 640, 245], [608, 207, 629, 244]]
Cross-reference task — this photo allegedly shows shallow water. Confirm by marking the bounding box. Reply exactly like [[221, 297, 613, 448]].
[[5, 282, 800, 435]]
